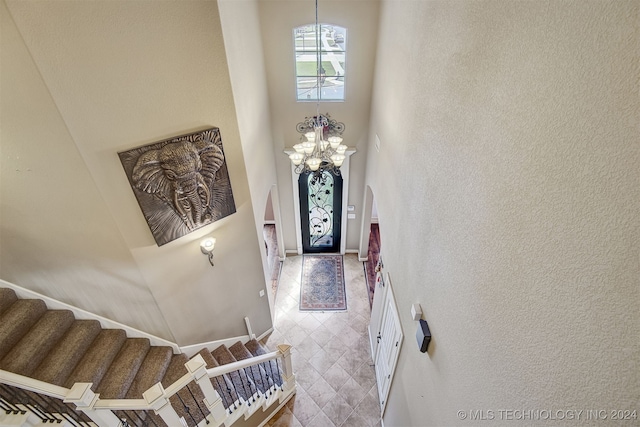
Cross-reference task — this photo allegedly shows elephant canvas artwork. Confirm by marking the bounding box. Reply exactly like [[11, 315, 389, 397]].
[[118, 128, 236, 246]]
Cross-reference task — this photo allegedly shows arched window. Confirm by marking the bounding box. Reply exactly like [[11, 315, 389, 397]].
[[294, 24, 346, 101]]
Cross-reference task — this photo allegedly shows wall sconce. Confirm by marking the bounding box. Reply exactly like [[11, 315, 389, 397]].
[[200, 237, 216, 266]]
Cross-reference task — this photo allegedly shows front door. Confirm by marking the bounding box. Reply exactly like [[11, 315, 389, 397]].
[[299, 170, 342, 253]]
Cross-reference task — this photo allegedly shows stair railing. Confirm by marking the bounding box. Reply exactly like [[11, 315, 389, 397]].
[[0, 344, 295, 427], [0, 382, 94, 426]]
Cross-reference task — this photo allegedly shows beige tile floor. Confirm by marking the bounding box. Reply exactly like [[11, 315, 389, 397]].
[[261, 254, 382, 427]]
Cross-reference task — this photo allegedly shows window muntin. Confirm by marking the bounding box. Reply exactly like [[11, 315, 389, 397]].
[[294, 24, 346, 101]]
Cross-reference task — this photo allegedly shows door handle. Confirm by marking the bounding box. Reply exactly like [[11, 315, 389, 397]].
[[377, 334, 382, 344]]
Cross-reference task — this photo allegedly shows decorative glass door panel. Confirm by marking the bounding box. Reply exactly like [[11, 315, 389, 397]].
[[299, 170, 342, 253]]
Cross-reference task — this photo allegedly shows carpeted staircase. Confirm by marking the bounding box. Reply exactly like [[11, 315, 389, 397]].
[[0, 287, 284, 427]]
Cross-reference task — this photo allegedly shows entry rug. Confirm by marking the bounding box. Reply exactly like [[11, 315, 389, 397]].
[[300, 255, 346, 311]]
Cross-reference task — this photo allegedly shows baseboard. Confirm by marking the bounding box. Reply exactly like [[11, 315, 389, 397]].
[[181, 326, 276, 357], [1, 280, 278, 359], [346, 249, 368, 261], [0, 279, 180, 353], [263, 220, 276, 225], [180, 334, 252, 358], [257, 327, 274, 342]]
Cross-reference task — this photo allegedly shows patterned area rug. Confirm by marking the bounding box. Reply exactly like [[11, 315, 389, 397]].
[[300, 255, 346, 311]]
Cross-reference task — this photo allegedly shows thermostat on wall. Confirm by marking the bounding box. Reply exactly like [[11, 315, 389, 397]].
[[416, 319, 431, 353]]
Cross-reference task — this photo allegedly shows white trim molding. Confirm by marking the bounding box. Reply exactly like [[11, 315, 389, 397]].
[[0, 279, 180, 353]]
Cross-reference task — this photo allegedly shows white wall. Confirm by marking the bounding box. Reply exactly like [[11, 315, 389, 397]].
[[258, 0, 380, 252], [367, 1, 639, 425], [218, 0, 279, 313], [1, 0, 272, 346], [0, 0, 173, 340]]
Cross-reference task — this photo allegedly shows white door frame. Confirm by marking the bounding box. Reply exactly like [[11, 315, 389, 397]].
[[374, 273, 403, 415], [368, 267, 387, 358], [285, 149, 355, 254]]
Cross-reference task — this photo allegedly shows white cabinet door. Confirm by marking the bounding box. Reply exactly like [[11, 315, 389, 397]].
[[368, 271, 388, 357], [373, 279, 403, 415]]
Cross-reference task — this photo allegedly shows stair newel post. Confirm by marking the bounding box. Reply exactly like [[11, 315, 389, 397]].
[[186, 354, 227, 423], [64, 383, 122, 427], [276, 344, 296, 393], [143, 382, 187, 427]]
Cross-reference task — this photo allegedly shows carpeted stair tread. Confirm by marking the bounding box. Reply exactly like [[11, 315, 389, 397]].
[[246, 338, 281, 388], [125, 346, 173, 399], [212, 345, 255, 401], [229, 341, 270, 393], [195, 349, 239, 408], [0, 299, 47, 360], [228, 342, 254, 361], [244, 338, 268, 357], [0, 288, 288, 426], [162, 354, 209, 427], [0, 288, 17, 316], [95, 338, 150, 399], [196, 348, 220, 369], [32, 320, 102, 386], [211, 344, 237, 366], [65, 329, 127, 389], [162, 353, 190, 384], [0, 310, 75, 376]]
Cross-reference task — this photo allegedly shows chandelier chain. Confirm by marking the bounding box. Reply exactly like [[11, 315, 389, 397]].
[[288, 0, 347, 177]]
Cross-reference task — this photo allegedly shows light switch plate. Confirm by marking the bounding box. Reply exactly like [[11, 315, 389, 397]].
[[411, 303, 422, 320]]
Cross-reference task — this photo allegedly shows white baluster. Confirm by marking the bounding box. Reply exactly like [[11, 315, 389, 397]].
[[143, 383, 187, 427]]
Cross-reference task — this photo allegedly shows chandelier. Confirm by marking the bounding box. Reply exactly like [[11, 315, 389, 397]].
[[288, 0, 347, 176], [289, 114, 347, 175]]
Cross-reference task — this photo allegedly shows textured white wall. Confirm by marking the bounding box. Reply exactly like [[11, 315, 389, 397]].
[[218, 0, 279, 311], [2, 0, 272, 346], [367, 1, 639, 425], [0, 0, 173, 340]]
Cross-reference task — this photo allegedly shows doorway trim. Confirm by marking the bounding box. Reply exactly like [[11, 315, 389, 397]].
[[286, 149, 355, 255], [299, 170, 343, 253], [359, 185, 375, 261]]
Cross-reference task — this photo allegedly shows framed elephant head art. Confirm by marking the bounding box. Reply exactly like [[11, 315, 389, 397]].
[[118, 128, 236, 246]]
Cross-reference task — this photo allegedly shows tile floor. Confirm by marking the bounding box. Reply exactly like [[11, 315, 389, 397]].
[[261, 254, 382, 427]]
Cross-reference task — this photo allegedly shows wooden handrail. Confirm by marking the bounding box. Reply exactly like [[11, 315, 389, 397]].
[[93, 399, 148, 411], [205, 350, 280, 378]]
